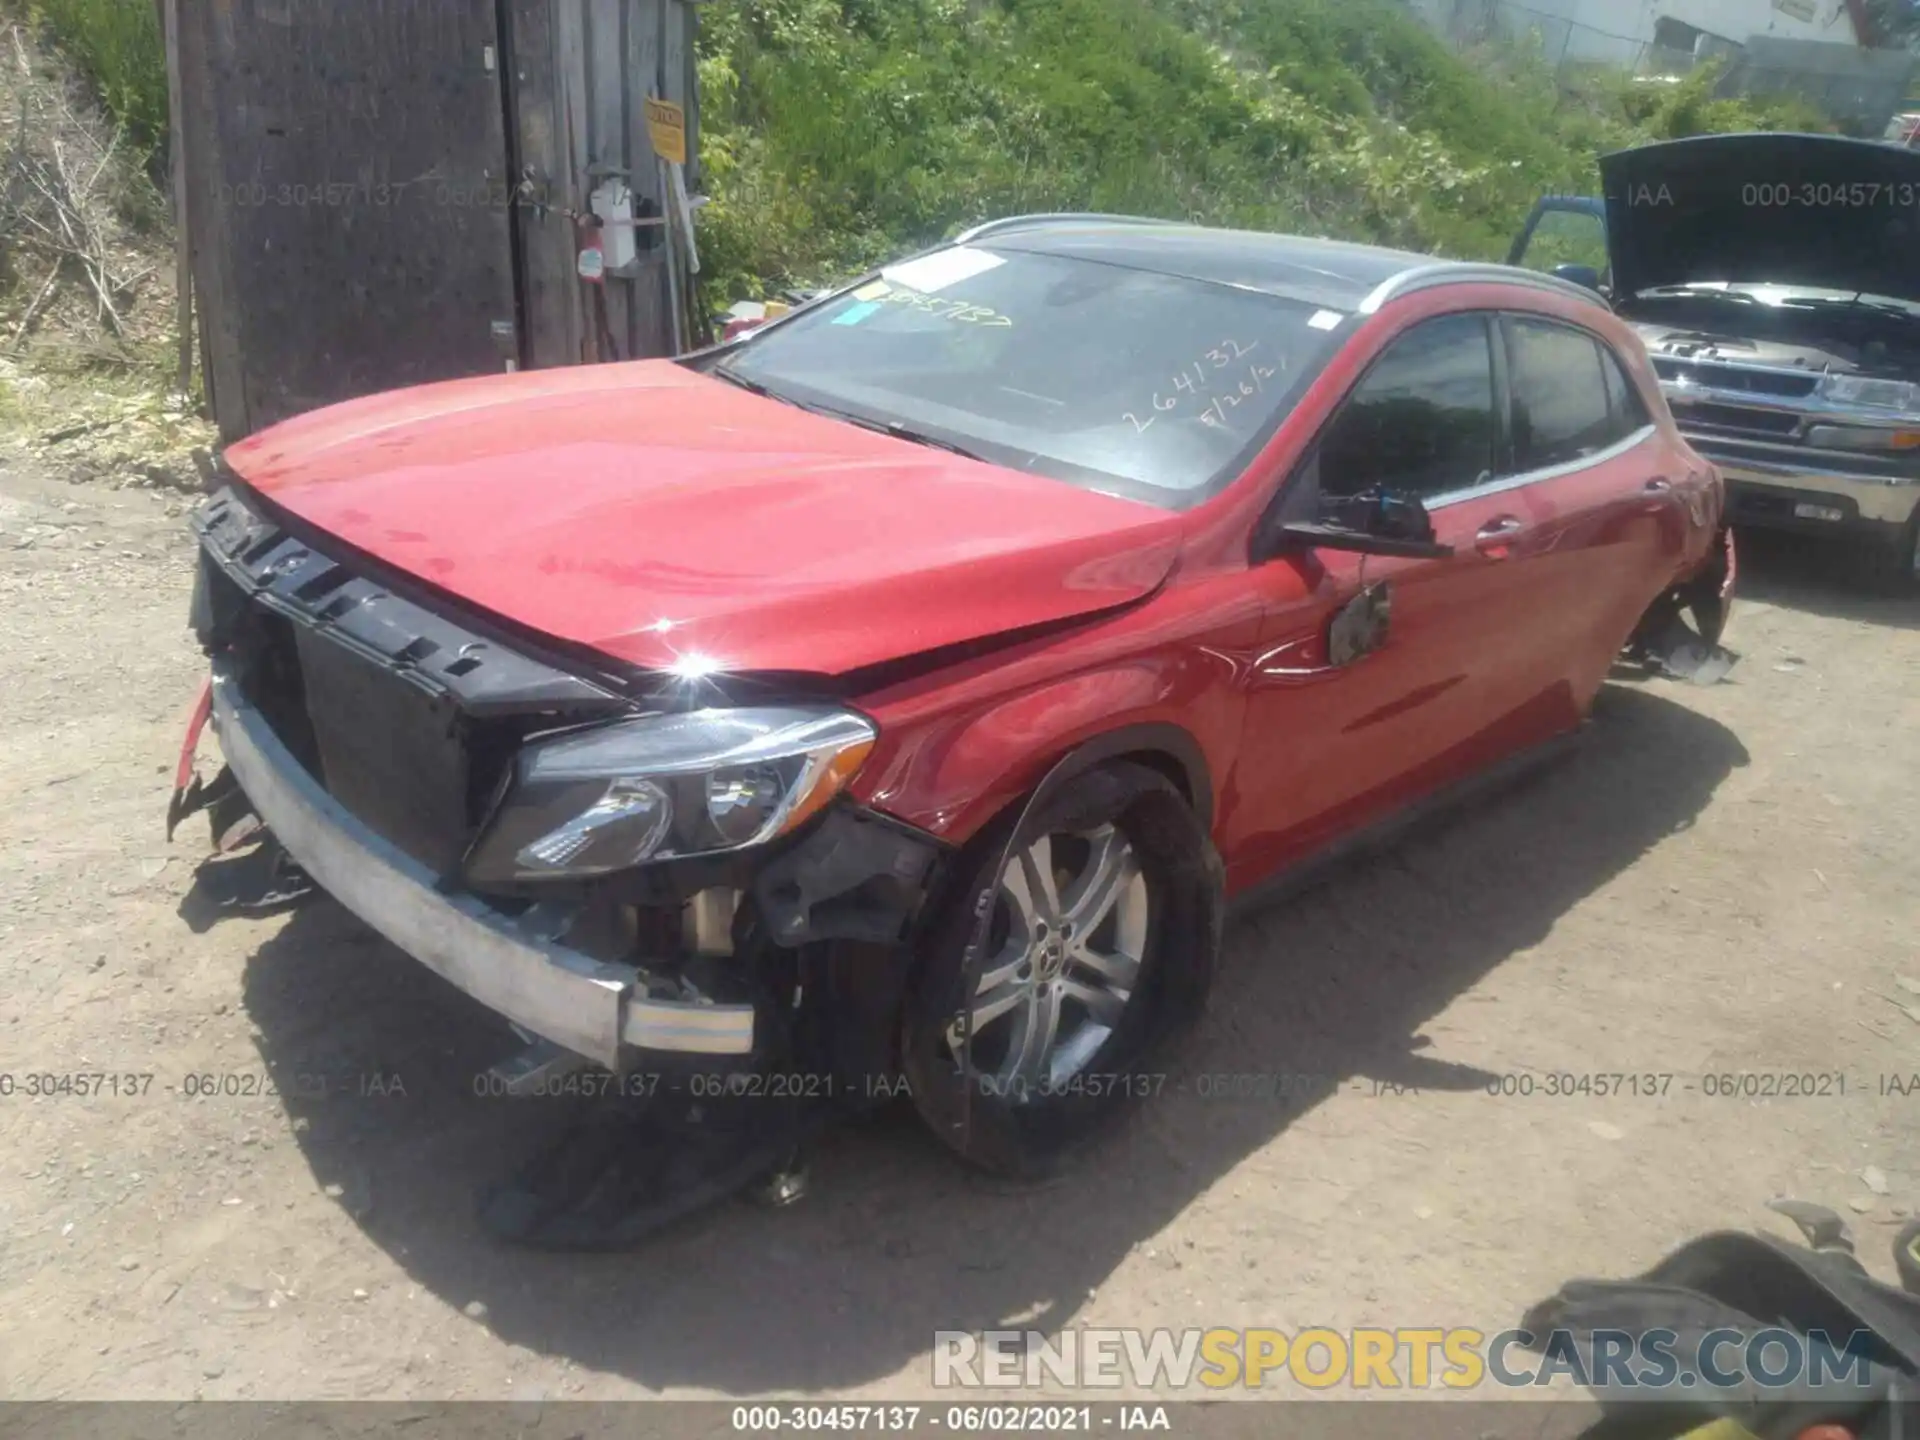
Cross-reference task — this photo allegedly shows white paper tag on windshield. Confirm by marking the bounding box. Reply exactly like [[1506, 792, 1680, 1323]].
[[1308, 309, 1343, 330], [882, 246, 1006, 294]]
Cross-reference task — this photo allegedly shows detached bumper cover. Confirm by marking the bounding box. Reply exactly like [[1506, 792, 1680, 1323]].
[[209, 666, 754, 1069]]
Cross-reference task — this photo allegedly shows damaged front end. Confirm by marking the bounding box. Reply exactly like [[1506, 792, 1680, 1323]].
[[170, 676, 316, 911], [170, 485, 949, 1243]]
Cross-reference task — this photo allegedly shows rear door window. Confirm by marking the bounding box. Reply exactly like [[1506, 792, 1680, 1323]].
[[1505, 317, 1618, 472], [1600, 344, 1652, 433], [1317, 313, 1497, 501]]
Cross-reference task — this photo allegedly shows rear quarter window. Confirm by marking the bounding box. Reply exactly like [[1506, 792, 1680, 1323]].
[[1600, 344, 1653, 433], [1505, 317, 1621, 472]]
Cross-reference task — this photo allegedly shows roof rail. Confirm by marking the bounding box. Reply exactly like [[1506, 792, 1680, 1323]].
[[952, 212, 1181, 245], [1358, 261, 1610, 315]]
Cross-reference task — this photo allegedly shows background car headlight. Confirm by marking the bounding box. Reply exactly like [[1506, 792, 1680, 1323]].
[[1804, 424, 1920, 453], [466, 706, 877, 884], [1817, 373, 1918, 413]]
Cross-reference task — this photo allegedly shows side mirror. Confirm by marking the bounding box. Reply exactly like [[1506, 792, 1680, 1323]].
[[1553, 263, 1604, 293], [1272, 487, 1455, 562]]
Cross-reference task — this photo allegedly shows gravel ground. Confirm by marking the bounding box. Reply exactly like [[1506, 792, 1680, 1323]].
[[1, 460, 1917, 1403]]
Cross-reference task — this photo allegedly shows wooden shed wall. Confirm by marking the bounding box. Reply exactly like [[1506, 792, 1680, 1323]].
[[505, 0, 699, 371], [173, 0, 700, 443]]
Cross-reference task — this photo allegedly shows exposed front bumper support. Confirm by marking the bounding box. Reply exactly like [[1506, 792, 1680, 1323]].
[[209, 666, 755, 1070]]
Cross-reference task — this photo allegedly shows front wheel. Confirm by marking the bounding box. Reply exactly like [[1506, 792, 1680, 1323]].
[[901, 761, 1221, 1176], [1865, 504, 1920, 595]]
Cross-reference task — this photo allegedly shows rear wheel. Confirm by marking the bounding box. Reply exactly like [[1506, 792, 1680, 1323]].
[[901, 762, 1220, 1176], [1623, 526, 1735, 671]]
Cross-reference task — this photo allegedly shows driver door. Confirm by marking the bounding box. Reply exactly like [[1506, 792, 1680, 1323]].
[[1223, 312, 1555, 892], [1508, 197, 1612, 293]]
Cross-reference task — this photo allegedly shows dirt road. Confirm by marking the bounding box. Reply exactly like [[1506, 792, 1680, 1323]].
[[2, 459, 1917, 1402]]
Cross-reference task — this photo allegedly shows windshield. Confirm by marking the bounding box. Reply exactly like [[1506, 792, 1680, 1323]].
[[713, 245, 1347, 507]]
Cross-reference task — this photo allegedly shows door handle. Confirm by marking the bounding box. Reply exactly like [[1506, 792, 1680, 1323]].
[[1474, 515, 1524, 558], [1643, 477, 1674, 494]]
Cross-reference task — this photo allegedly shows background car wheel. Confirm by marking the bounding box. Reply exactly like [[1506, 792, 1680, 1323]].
[[901, 761, 1221, 1177], [1867, 505, 1920, 595]]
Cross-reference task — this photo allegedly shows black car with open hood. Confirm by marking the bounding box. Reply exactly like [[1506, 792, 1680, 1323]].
[[1598, 132, 1920, 306], [1511, 133, 1920, 589]]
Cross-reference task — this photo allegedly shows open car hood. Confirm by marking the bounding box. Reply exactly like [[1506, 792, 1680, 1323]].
[[221, 361, 1185, 680], [1600, 134, 1920, 305]]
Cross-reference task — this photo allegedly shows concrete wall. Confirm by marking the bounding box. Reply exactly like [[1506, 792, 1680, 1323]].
[[1662, 0, 1859, 44], [1433, 0, 1861, 64]]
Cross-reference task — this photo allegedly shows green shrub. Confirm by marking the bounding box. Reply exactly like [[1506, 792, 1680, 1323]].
[[4, 0, 1845, 315], [1609, 61, 1834, 140], [693, 0, 1839, 302], [11, 0, 168, 155]]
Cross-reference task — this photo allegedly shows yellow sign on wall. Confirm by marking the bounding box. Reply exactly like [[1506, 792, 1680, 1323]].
[[645, 97, 687, 165]]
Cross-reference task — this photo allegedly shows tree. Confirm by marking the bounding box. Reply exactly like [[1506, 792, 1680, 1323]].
[[1858, 0, 1920, 48]]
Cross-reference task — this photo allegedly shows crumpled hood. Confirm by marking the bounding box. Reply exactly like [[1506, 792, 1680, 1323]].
[[222, 361, 1184, 678], [1600, 134, 1920, 305]]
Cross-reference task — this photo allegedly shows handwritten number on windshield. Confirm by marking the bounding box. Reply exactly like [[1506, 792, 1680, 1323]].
[[1126, 386, 1188, 434], [1199, 362, 1278, 429], [1125, 341, 1270, 435], [880, 287, 1013, 327]]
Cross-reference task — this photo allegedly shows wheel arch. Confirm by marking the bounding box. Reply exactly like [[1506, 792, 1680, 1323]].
[[884, 719, 1218, 858], [854, 644, 1237, 854], [1048, 724, 1215, 834], [895, 726, 1224, 1175]]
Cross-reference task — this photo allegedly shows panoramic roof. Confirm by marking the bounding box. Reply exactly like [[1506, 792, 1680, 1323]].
[[978, 218, 1438, 311]]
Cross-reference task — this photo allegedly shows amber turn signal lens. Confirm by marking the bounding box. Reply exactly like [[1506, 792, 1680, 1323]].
[[778, 738, 876, 838]]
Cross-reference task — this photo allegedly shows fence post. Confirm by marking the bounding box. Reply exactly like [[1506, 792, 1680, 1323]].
[[161, 0, 192, 397]]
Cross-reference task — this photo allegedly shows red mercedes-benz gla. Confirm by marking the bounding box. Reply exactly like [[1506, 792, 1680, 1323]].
[[171, 216, 1733, 1194]]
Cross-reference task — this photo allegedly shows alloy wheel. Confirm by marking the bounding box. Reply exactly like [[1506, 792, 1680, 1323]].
[[946, 824, 1150, 1093]]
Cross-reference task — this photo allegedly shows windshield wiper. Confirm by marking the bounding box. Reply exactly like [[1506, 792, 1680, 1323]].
[[868, 420, 989, 462], [1779, 294, 1920, 320], [1638, 287, 1920, 321], [795, 402, 990, 461], [1638, 286, 1762, 304], [709, 367, 779, 400], [709, 371, 990, 460]]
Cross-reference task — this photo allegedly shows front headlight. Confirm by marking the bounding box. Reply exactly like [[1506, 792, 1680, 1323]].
[[1816, 373, 1918, 413], [1804, 423, 1920, 453], [466, 707, 877, 884]]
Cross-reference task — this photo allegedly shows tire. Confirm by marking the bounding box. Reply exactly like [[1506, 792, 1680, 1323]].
[[1864, 505, 1920, 596], [900, 761, 1222, 1177], [1896, 1220, 1920, 1297]]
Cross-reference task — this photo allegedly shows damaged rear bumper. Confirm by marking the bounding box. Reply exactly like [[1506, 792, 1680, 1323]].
[[208, 664, 755, 1070]]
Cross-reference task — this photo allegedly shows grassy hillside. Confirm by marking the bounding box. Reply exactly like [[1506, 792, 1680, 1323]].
[[12, 0, 1830, 312], [697, 0, 1827, 298], [11, 0, 167, 153]]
